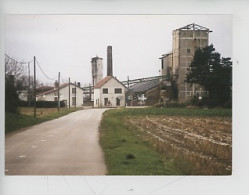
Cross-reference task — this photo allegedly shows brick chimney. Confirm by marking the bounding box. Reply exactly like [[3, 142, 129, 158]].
[[107, 46, 113, 76]]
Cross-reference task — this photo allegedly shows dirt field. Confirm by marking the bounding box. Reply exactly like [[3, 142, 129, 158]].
[[128, 116, 232, 175], [18, 107, 62, 117]]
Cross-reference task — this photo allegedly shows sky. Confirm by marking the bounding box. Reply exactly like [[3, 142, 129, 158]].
[[5, 15, 232, 86]]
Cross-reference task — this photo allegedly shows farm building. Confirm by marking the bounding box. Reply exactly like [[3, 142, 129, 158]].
[[94, 76, 127, 108], [37, 83, 84, 107]]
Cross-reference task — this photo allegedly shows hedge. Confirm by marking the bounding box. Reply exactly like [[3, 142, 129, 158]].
[[19, 100, 66, 108]]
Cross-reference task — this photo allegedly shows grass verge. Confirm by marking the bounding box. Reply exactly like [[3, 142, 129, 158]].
[[5, 108, 82, 133], [100, 107, 232, 175]]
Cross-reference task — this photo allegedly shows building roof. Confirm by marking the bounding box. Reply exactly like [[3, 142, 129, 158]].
[[94, 76, 127, 89], [128, 79, 160, 93], [91, 56, 103, 61], [159, 52, 173, 59], [94, 76, 112, 88], [38, 83, 82, 96], [177, 23, 212, 32], [36, 86, 54, 94]]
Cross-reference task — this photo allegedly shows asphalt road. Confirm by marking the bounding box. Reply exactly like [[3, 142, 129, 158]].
[[5, 109, 107, 175]]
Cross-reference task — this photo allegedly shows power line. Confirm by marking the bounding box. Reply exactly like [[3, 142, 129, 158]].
[[5, 53, 33, 64], [35, 58, 57, 81], [60, 74, 67, 84]]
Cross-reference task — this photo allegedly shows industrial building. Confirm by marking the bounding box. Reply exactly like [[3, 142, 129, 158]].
[[160, 23, 211, 102], [127, 80, 161, 106]]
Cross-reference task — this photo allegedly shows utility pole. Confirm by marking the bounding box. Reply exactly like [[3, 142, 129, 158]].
[[28, 62, 31, 107], [89, 83, 92, 103], [57, 72, 60, 112], [75, 81, 77, 108], [33, 56, 36, 117], [68, 77, 70, 109]]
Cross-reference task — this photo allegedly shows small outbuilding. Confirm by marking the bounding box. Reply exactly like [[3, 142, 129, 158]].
[[94, 76, 127, 108]]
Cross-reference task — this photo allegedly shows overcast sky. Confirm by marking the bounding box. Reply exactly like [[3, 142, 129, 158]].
[[5, 15, 232, 86]]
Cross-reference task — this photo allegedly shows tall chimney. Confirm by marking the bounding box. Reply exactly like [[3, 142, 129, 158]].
[[107, 46, 113, 76]]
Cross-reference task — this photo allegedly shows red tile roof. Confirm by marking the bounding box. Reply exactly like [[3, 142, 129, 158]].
[[94, 76, 112, 88], [38, 83, 74, 95]]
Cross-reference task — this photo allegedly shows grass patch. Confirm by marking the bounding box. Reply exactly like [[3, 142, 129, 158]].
[[100, 107, 232, 175], [5, 107, 82, 133]]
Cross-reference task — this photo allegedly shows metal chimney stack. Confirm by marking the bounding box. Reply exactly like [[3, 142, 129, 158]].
[[107, 46, 113, 76]]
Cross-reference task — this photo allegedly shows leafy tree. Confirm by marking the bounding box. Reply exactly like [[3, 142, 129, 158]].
[[186, 44, 232, 107]]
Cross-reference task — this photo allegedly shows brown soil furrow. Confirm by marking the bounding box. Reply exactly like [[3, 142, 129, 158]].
[[147, 118, 231, 147], [127, 115, 232, 174], [133, 124, 230, 171]]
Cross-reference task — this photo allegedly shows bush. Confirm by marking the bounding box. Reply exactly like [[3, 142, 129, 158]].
[[190, 95, 232, 108]]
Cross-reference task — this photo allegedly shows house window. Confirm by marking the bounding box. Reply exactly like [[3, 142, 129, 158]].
[[72, 97, 76, 106], [187, 48, 190, 53], [54, 97, 58, 101], [103, 88, 108, 94], [72, 88, 76, 93], [115, 88, 122, 94]]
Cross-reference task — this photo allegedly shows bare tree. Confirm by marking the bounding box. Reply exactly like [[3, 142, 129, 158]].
[[5, 56, 26, 82]]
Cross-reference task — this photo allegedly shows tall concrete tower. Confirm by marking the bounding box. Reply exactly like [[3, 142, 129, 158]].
[[107, 46, 113, 76], [172, 23, 211, 102], [91, 56, 103, 86]]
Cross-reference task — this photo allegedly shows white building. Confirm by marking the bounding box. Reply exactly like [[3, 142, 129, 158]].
[[37, 83, 84, 107], [94, 76, 127, 108]]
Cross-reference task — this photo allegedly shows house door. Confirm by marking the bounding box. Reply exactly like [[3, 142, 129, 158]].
[[104, 98, 108, 106], [116, 98, 120, 106]]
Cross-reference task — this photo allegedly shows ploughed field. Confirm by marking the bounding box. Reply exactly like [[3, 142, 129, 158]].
[[128, 116, 232, 175]]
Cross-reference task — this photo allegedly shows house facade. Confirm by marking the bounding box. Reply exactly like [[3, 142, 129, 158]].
[[37, 83, 84, 107], [94, 76, 126, 108]]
